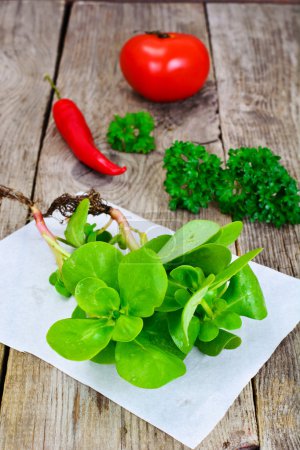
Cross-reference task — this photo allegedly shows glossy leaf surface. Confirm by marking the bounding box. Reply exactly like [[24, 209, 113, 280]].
[[64, 198, 90, 248], [168, 311, 200, 354], [196, 329, 241, 356], [118, 247, 168, 317], [224, 265, 267, 319], [158, 220, 220, 264], [115, 335, 186, 388], [112, 315, 143, 342], [62, 242, 123, 293], [47, 318, 114, 361]]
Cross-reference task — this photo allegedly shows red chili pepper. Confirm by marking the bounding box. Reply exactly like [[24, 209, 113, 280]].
[[45, 75, 126, 176]]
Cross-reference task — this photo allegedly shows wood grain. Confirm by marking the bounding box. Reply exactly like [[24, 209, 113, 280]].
[[69, 0, 300, 5], [2, 2, 259, 450], [208, 4, 300, 449], [0, 350, 122, 450], [0, 0, 64, 407]]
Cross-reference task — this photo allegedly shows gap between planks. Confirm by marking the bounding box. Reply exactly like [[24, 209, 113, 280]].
[[30, 1, 73, 203]]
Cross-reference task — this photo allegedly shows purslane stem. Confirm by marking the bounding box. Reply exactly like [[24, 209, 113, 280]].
[[96, 217, 113, 235], [109, 207, 140, 251], [31, 205, 70, 269], [199, 298, 214, 318]]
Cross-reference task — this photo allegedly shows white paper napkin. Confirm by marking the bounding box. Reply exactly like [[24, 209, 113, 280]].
[[0, 205, 299, 448]]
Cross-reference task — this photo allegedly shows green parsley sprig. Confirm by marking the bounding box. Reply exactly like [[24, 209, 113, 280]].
[[217, 147, 300, 227], [163, 141, 222, 214], [107, 111, 155, 154], [163, 142, 300, 227]]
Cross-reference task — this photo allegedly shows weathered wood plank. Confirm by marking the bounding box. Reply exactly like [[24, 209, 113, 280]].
[[208, 4, 300, 449], [0, 0, 64, 410], [0, 350, 122, 450], [69, 0, 300, 5], [18, 2, 260, 450], [121, 382, 259, 450], [0, 0, 63, 237]]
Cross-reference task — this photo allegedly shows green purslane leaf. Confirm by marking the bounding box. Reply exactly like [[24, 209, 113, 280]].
[[96, 230, 113, 243], [112, 315, 143, 342], [115, 313, 186, 388], [49, 270, 71, 298], [223, 264, 267, 319], [213, 311, 242, 330], [74, 277, 109, 316], [211, 248, 263, 290], [198, 321, 219, 342], [155, 279, 185, 312], [62, 242, 123, 293], [168, 311, 200, 354], [118, 247, 168, 317], [158, 220, 220, 264], [115, 336, 186, 389], [93, 287, 121, 316], [107, 111, 155, 154], [49, 271, 58, 286], [170, 265, 201, 290], [143, 234, 172, 253], [47, 318, 114, 361], [71, 305, 87, 319], [65, 198, 90, 248], [182, 274, 215, 342], [174, 288, 191, 307], [208, 221, 243, 247], [91, 341, 116, 364], [171, 244, 232, 275], [196, 329, 241, 356]]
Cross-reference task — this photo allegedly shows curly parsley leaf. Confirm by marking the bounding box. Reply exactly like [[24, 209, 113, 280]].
[[163, 141, 222, 214], [163, 143, 300, 227], [216, 147, 300, 227], [107, 111, 155, 154]]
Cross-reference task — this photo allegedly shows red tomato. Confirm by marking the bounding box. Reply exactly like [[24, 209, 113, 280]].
[[119, 32, 210, 102]]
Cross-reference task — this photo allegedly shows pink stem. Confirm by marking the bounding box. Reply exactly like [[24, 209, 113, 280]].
[[31, 206, 56, 240], [109, 207, 140, 251], [31, 205, 70, 269]]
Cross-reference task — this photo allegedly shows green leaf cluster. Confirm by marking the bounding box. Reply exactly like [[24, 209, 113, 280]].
[[62, 198, 123, 249], [163, 142, 300, 227], [163, 141, 222, 213], [107, 112, 155, 154], [47, 200, 268, 389], [216, 147, 300, 227], [153, 220, 267, 361]]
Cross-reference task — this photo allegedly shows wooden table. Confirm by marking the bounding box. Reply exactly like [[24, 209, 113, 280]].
[[0, 1, 299, 449]]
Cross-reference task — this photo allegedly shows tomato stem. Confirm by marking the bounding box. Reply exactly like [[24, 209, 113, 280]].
[[145, 31, 170, 39]]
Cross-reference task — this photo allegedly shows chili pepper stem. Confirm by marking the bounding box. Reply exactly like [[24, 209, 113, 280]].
[[44, 74, 61, 99]]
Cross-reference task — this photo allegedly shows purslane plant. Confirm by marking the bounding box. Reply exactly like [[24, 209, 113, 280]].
[[0, 186, 267, 389]]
